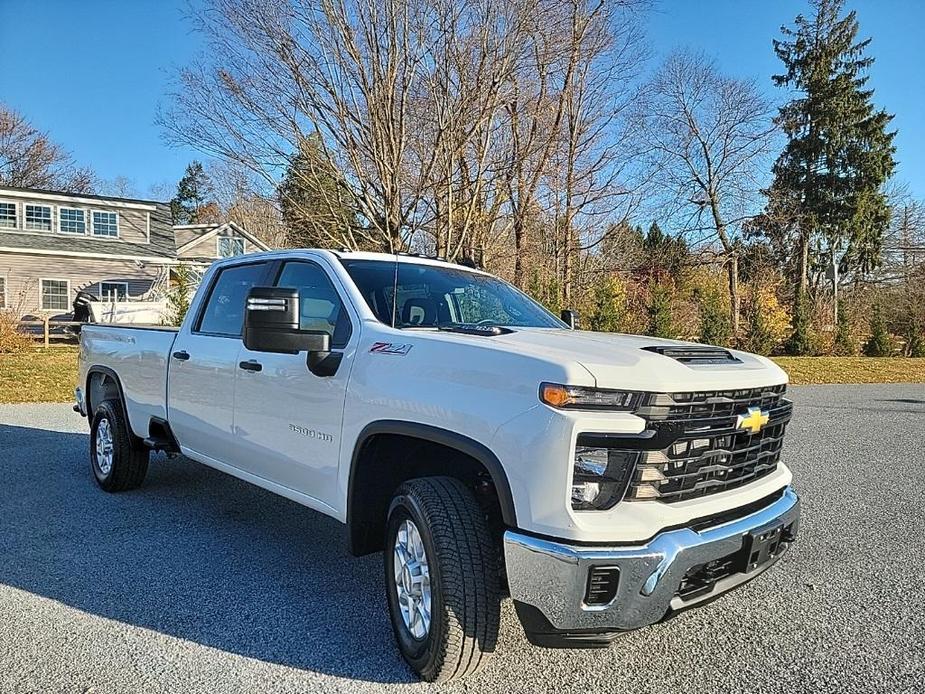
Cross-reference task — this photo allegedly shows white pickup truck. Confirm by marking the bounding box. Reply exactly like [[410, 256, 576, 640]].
[[76, 250, 799, 682]]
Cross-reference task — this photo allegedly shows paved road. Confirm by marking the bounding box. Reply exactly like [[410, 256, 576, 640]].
[[1, 384, 923, 694]]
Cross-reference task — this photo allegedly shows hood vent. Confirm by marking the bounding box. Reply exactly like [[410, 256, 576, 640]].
[[641, 345, 742, 365]]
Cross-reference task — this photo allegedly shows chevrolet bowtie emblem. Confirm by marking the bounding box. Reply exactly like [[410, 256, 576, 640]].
[[736, 406, 769, 434]]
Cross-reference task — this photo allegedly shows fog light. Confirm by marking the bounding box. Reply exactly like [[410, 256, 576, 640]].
[[572, 481, 601, 506]]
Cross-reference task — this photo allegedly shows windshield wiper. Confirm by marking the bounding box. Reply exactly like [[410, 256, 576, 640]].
[[436, 323, 514, 336]]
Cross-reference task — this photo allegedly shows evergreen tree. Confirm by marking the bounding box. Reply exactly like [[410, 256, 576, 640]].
[[278, 136, 356, 248], [697, 287, 731, 346], [786, 287, 815, 355], [902, 315, 925, 357], [587, 275, 622, 333], [170, 161, 215, 225], [647, 282, 676, 338], [833, 299, 856, 355], [766, 0, 896, 338], [744, 291, 776, 355], [863, 303, 893, 357]]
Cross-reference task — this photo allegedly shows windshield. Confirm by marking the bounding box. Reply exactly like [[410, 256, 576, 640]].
[[340, 259, 565, 329]]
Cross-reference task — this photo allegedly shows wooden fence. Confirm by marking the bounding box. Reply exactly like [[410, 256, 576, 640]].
[[18, 317, 84, 347]]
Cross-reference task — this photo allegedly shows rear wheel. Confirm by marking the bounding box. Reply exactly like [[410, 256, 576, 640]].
[[385, 476, 500, 683], [90, 399, 149, 492]]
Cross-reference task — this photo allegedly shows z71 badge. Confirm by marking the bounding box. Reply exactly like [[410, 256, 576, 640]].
[[369, 342, 413, 356]]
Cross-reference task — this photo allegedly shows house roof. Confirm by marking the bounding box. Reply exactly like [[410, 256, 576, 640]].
[[0, 201, 177, 261], [0, 185, 161, 206]]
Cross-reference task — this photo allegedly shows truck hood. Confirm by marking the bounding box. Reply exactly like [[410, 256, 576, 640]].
[[481, 328, 787, 392]]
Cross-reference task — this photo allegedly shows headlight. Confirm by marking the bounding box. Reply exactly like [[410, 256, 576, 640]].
[[540, 383, 641, 411], [571, 445, 639, 511]]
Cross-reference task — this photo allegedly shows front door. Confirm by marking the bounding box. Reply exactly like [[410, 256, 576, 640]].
[[232, 259, 356, 511], [167, 260, 270, 464]]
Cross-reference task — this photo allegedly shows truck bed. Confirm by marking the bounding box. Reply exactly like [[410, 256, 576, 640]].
[[79, 323, 179, 438]]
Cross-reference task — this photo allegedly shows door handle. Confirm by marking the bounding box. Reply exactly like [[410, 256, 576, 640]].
[[172, 350, 190, 361], [238, 360, 263, 372]]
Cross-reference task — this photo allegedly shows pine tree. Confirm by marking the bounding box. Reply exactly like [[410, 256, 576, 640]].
[[863, 303, 893, 357], [278, 136, 356, 249], [697, 288, 731, 346], [902, 315, 925, 357], [833, 299, 856, 355], [647, 282, 676, 338], [587, 275, 622, 333], [786, 288, 814, 355], [170, 161, 215, 224], [767, 0, 896, 338]]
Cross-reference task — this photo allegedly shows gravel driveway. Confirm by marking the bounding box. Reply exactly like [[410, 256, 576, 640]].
[[1, 384, 923, 693]]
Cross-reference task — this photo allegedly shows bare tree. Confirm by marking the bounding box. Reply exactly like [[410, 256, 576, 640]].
[[634, 51, 777, 337], [0, 104, 96, 192]]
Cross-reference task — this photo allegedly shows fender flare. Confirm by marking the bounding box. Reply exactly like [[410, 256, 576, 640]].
[[347, 420, 518, 528], [85, 366, 133, 433]]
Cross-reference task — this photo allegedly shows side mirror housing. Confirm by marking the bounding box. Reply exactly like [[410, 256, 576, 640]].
[[560, 309, 579, 330], [243, 286, 331, 354]]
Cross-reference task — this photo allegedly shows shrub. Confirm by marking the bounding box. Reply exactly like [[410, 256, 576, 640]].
[[864, 303, 894, 357], [0, 311, 32, 354], [696, 288, 731, 346], [165, 265, 194, 326]]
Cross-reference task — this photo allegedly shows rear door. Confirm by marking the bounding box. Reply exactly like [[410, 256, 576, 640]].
[[167, 260, 271, 463], [231, 258, 357, 510]]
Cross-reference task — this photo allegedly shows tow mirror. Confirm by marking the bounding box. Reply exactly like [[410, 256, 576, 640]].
[[243, 286, 331, 356], [560, 309, 579, 330]]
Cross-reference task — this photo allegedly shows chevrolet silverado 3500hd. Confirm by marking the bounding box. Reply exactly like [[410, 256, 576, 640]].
[[76, 250, 799, 682]]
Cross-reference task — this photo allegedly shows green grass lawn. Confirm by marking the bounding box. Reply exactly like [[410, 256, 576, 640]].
[[0, 347, 922, 404], [772, 356, 925, 385], [0, 347, 79, 404]]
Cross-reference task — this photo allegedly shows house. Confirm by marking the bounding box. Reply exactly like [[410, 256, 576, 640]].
[[0, 185, 271, 316], [173, 221, 272, 279]]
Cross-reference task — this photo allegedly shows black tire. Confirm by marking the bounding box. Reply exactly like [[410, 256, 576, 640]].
[[90, 399, 149, 492], [385, 476, 500, 683]]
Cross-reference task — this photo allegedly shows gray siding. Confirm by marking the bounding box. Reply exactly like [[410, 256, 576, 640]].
[[0, 253, 169, 316]]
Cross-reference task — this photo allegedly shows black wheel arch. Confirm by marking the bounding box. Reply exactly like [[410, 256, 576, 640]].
[[86, 366, 130, 421], [347, 420, 518, 556]]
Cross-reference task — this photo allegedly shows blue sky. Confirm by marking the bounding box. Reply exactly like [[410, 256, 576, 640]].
[[1, 0, 922, 199]]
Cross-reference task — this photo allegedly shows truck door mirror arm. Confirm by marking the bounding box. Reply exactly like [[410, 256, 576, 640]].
[[243, 286, 340, 376]]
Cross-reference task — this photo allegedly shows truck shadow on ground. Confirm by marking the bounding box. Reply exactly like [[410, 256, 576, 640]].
[[0, 422, 417, 684]]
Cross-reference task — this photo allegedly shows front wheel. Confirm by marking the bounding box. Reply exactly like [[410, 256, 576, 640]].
[[385, 477, 501, 683]]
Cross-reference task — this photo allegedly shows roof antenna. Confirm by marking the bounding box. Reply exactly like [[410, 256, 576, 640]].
[[390, 252, 399, 328]]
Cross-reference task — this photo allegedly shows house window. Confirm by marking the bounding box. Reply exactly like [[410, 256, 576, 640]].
[[40, 279, 70, 311], [59, 207, 87, 234], [25, 204, 53, 231], [92, 210, 119, 237], [99, 282, 128, 301], [218, 236, 245, 258], [0, 277, 6, 309], [0, 202, 16, 229]]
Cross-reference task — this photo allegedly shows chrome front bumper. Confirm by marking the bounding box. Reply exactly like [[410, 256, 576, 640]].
[[504, 487, 799, 644]]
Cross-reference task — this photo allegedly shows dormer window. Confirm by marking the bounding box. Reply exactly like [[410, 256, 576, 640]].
[[59, 207, 87, 234], [25, 204, 53, 231], [218, 236, 245, 258], [0, 202, 16, 228], [92, 210, 119, 237]]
